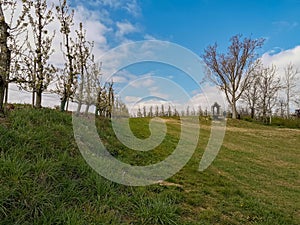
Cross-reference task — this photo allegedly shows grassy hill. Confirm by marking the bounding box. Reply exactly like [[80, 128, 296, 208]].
[[0, 108, 299, 224]]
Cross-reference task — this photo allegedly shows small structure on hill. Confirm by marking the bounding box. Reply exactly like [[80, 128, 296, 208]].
[[211, 102, 221, 119]]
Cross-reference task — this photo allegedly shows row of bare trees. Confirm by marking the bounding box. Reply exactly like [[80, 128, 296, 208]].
[[202, 34, 299, 120], [0, 0, 119, 116], [241, 62, 299, 120], [134, 105, 209, 118]]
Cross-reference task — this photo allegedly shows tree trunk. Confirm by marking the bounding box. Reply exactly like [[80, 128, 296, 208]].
[[76, 102, 82, 114], [250, 107, 255, 119], [32, 90, 35, 108], [60, 98, 67, 112], [4, 49, 10, 105], [85, 104, 90, 115], [0, 4, 10, 114], [36, 90, 42, 108], [4, 82, 8, 104], [35, 0, 43, 109], [0, 77, 5, 114], [286, 92, 290, 119], [231, 102, 237, 119], [60, 87, 67, 111], [66, 98, 69, 111]]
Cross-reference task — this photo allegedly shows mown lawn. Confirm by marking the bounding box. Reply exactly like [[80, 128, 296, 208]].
[[0, 108, 299, 224]]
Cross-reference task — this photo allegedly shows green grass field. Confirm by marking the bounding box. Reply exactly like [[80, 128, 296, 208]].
[[0, 108, 299, 224]]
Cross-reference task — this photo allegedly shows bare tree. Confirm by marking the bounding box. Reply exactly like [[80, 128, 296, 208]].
[[113, 97, 128, 117], [0, 0, 28, 114], [23, 0, 56, 108], [160, 104, 165, 116], [95, 86, 106, 116], [186, 105, 190, 117], [0, 2, 10, 114], [56, 0, 77, 111], [84, 56, 102, 114], [167, 105, 172, 117], [242, 67, 261, 118], [202, 34, 264, 119], [277, 97, 286, 118], [197, 105, 203, 116], [74, 22, 93, 114], [283, 62, 299, 118], [137, 107, 142, 117], [143, 105, 146, 117], [94, 81, 115, 118], [155, 105, 159, 117], [148, 105, 153, 117], [107, 81, 114, 118], [173, 107, 179, 117], [257, 65, 281, 122], [20, 47, 37, 107]]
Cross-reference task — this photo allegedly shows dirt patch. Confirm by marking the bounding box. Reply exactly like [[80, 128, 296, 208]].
[[155, 180, 183, 188]]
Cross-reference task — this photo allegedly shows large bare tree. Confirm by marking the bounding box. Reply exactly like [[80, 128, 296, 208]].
[[283, 62, 299, 118], [202, 34, 265, 119]]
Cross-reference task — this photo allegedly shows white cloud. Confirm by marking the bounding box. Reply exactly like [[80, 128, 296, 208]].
[[116, 21, 139, 39], [112, 76, 128, 83], [124, 96, 141, 103], [261, 45, 300, 72]]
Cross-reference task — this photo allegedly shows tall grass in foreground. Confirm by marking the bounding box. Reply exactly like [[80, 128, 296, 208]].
[[0, 108, 180, 224], [0, 108, 299, 224]]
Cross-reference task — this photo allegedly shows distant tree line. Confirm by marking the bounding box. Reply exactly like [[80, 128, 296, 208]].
[[133, 105, 210, 118]]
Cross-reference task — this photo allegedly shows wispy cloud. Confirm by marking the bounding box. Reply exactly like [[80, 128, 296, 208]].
[[144, 34, 157, 40], [124, 0, 141, 17], [116, 21, 139, 40], [73, 0, 141, 17], [272, 21, 299, 31]]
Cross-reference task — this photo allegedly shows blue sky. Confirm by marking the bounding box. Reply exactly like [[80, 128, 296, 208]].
[[8, 0, 300, 112], [70, 0, 300, 53], [139, 0, 300, 53]]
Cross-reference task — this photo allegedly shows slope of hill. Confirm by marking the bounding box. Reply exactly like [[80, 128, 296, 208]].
[[0, 108, 299, 224]]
